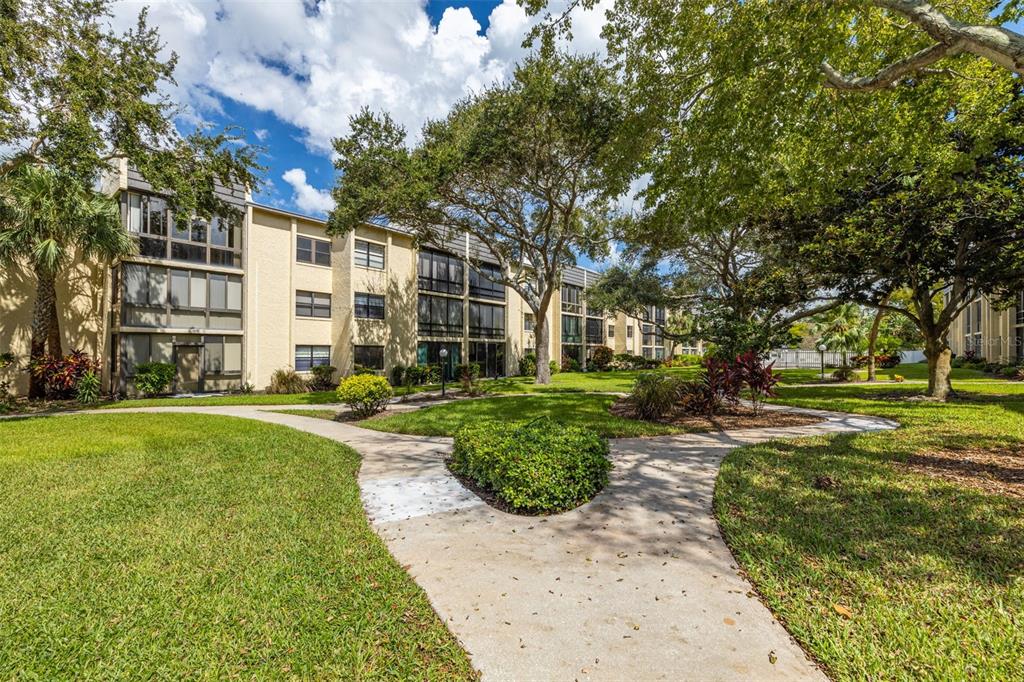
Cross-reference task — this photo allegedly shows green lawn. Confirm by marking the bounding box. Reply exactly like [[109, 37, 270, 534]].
[[320, 394, 687, 438], [715, 384, 1024, 680], [94, 385, 442, 409], [0, 414, 475, 679]]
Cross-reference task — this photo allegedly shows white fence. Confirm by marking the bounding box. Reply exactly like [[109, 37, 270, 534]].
[[767, 348, 926, 369]]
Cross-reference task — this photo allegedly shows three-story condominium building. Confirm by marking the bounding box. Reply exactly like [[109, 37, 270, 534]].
[[1, 170, 688, 395], [947, 291, 1024, 364]]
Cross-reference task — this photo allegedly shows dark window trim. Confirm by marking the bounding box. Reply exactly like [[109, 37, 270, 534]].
[[354, 292, 385, 320]]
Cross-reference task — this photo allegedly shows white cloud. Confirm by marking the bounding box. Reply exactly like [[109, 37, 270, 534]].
[[282, 168, 335, 214], [253, 128, 269, 141], [109, 0, 610, 155]]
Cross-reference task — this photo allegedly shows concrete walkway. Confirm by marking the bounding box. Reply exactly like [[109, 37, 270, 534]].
[[82, 402, 897, 681]]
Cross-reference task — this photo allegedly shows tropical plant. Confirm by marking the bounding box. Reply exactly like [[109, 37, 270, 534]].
[[457, 363, 484, 396], [548, 360, 560, 375], [812, 303, 866, 368], [75, 370, 100, 404], [629, 371, 682, 421], [28, 348, 98, 400], [133, 362, 176, 397], [832, 366, 857, 382], [0, 167, 134, 398], [518, 353, 537, 377], [732, 351, 780, 415], [336, 374, 393, 419], [266, 368, 307, 394]]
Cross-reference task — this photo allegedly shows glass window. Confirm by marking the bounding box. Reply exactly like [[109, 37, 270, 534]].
[[123, 264, 148, 305], [189, 271, 206, 309], [354, 292, 385, 319], [296, 235, 331, 266], [127, 194, 143, 233], [417, 294, 463, 336], [561, 314, 582, 343], [469, 262, 505, 300], [124, 334, 151, 374], [627, 325, 634, 339], [146, 196, 168, 237], [418, 249, 464, 294], [469, 302, 505, 338], [315, 239, 331, 266], [296, 236, 312, 263], [354, 345, 385, 370], [1017, 291, 1024, 325], [209, 216, 229, 247], [296, 290, 331, 318], [416, 341, 461, 380], [227, 276, 242, 311], [561, 284, 582, 314], [208, 274, 227, 310], [524, 313, 535, 331], [170, 269, 189, 308], [586, 317, 603, 344], [295, 345, 331, 371], [205, 335, 224, 373], [171, 241, 206, 263], [354, 239, 385, 269], [607, 324, 615, 338], [224, 337, 242, 373]]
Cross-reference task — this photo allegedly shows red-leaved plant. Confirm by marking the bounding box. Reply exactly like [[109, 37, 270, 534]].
[[732, 350, 780, 414], [29, 349, 99, 400]]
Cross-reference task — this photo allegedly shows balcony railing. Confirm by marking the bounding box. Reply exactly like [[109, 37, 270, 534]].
[[469, 325, 505, 339]]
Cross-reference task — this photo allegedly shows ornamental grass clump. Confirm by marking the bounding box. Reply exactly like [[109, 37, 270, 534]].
[[450, 418, 610, 514], [337, 374, 393, 419]]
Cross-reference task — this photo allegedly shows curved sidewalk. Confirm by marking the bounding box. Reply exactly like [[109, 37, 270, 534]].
[[81, 403, 896, 681]]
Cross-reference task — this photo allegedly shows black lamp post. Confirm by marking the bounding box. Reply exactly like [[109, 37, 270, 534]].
[[439, 347, 448, 397], [818, 343, 827, 381]]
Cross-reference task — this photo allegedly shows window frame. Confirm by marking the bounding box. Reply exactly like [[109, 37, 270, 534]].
[[295, 344, 331, 371], [296, 290, 332, 319], [354, 239, 385, 270], [354, 292, 385, 320], [296, 235, 332, 267], [353, 344, 385, 370]]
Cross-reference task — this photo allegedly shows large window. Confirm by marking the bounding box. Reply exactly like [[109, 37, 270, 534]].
[[469, 341, 505, 378], [295, 345, 331, 371], [122, 263, 240, 329], [418, 249, 464, 294], [355, 292, 385, 320], [296, 290, 331, 318], [417, 295, 463, 336], [561, 314, 582, 343], [203, 335, 242, 374], [964, 298, 983, 355], [644, 305, 666, 325], [561, 284, 582, 314], [642, 323, 663, 348], [297, 235, 331, 266], [524, 313, 535, 331], [354, 239, 385, 269], [123, 192, 241, 267], [586, 317, 604, 345], [417, 341, 461, 380], [469, 262, 505, 300], [1017, 291, 1024, 325], [354, 345, 385, 370], [607, 323, 615, 339], [123, 263, 167, 307], [469, 302, 505, 338]]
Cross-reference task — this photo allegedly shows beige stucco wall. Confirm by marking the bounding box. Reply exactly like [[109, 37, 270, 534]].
[[948, 296, 1023, 364], [0, 256, 110, 396]]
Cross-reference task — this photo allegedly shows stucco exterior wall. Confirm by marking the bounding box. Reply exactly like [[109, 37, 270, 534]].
[[948, 295, 1024, 364], [0, 257, 110, 396]]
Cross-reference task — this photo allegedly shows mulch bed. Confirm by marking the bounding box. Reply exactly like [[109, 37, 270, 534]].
[[901, 446, 1024, 500], [610, 398, 824, 431]]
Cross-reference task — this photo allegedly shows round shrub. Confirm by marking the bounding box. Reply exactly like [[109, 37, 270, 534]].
[[336, 374, 393, 418], [518, 353, 537, 377], [832, 366, 857, 382], [450, 419, 610, 514], [589, 345, 613, 371], [549, 359, 560, 375], [134, 361, 176, 397]]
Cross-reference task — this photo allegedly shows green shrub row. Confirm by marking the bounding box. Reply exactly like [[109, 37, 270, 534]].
[[450, 418, 611, 514]]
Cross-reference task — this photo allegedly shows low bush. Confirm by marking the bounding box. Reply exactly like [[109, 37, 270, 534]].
[[518, 353, 537, 377], [450, 418, 610, 514], [630, 371, 682, 420], [75, 370, 101, 404], [703, 357, 744, 405], [892, 374, 905, 383], [29, 349, 98, 400], [267, 368, 307, 394], [983, 362, 1003, 375], [832, 366, 857, 382], [390, 364, 406, 387], [589, 346, 613, 371], [732, 351, 780, 414], [852, 352, 902, 369], [133, 362, 177, 397], [561, 355, 581, 372], [674, 353, 703, 366], [676, 379, 719, 416], [353, 365, 376, 376], [337, 374, 392, 418], [549, 359, 560, 375], [307, 365, 337, 391]]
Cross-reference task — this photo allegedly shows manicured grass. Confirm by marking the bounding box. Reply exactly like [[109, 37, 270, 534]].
[[350, 394, 687, 438], [715, 384, 1024, 680], [95, 390, 342, 408], [487, 366, 701, 394], [774, 362, 991, 384], [0, 414, 475, 679]]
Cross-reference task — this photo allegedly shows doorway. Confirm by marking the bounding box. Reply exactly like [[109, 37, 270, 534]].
[[175, 344, 202, 393]]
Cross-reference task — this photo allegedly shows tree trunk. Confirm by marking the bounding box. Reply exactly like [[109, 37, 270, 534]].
[[46, 288, 62, 356], [924, 338, 954, 401], [534, 314, 552, 385], [28, 266, 58, 399], [866, 306, 887, 382]]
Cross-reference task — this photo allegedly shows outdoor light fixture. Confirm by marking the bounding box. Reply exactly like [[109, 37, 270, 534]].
[[439, 347, 449, 397], [818, 343, 827, 381]]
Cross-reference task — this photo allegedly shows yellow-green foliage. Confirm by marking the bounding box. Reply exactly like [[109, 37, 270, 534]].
[[336, 374, 393, 418]]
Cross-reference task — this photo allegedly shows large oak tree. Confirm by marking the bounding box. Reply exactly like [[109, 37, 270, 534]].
[[328, 53, 625, 384]]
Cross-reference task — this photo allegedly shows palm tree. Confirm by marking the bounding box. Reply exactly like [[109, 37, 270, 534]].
[[812, 302, 866, 368], [0, 166, 135, 398]]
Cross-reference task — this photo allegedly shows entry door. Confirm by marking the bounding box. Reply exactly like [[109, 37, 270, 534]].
[[175, 345, 202, 393]]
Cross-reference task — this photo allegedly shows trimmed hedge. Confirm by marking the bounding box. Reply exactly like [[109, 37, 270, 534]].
[[450, 418, 610, 514]]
